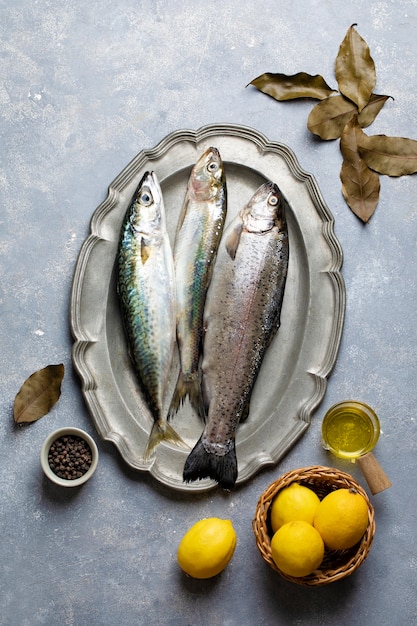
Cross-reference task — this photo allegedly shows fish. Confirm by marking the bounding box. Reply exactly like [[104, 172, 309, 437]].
[[117, 170, 186, 459], [183, 181, 290, 489], [167, 147, 227, 421]]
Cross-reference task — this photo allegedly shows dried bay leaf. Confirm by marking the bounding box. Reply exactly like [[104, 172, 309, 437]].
[[247, 25, 412, 220], [335, 24, 376, 112], [308, 93, 392, 140], [307, 94, 391, 140], [340, 116, 380, 222], [14, 364, 65, 424], [358, 94, 392, 128], [341, 158, 380, 222], [307, 95, 357, 140], [358, 133, 417, 176], [248, 72, 336, 101]]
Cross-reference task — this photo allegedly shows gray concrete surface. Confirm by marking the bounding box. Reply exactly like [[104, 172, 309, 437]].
[[1, 1, 416, 624]]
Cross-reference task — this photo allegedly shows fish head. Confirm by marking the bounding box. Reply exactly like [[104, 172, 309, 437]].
[[129, 171, 164, 235], [189, 147, 225, 201], [243, 181, 287, 234]]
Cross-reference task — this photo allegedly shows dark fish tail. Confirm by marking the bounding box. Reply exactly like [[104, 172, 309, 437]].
[[168, 370, 205, 421], [183, 436, 238, 490]]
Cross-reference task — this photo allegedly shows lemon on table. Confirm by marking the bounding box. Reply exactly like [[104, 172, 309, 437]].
[[270, 482, 321, 533], [177, 518, 237, 579], [270, 520, 324, 577], [313, 488, 369, 550]]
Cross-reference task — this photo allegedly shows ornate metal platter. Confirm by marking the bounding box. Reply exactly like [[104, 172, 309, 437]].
[[70, 124, 345, 492]]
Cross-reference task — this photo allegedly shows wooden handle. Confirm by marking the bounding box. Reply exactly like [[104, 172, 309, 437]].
[[357, 452, 392, 495]]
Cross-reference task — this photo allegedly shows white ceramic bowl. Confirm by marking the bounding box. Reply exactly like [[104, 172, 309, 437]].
[[40, 427, 99, 487]]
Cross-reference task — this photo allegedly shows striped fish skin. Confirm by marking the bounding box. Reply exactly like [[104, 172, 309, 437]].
[[183, 181, 290, 489], [168, 147, 227, 420], [117, 171, 185, 459]]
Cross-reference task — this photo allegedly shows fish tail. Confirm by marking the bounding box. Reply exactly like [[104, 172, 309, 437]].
[[183, 436, 238, 490], [144, 419, 189, 460], [168, 371, 205, 421]]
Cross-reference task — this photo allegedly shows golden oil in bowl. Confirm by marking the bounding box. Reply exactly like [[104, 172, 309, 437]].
[[321, 401, 380, 460]]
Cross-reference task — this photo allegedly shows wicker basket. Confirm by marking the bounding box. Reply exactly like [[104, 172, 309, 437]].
[[252, 466, 376, 586]]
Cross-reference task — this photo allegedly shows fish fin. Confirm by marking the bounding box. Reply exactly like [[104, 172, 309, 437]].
[[175, 194, 190, 235], [239, 401, 250, 423], [141, 237, 151, 264], [144, 419, 189, 461], [168, 371, 206, 422], [183, 436, 238, 490], [225, 223, 243, 260]]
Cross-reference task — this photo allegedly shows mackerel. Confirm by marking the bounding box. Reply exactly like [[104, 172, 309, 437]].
[[117, 171, 185, 459]]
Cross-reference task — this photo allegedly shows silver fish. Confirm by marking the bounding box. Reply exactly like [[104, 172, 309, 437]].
[[183, 181, 290, 489], [117, 171, 186, 459], [167, 147, 227, 420]]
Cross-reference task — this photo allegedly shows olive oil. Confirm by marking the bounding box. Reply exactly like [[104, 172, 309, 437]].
[[321, 401, 380, 460]]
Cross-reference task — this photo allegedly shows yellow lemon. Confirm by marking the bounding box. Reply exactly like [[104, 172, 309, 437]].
[[270, 482, 321, 533], [177, 518, 237, 579], [313, 488, 369, 550], [270, 520, 324, 577]]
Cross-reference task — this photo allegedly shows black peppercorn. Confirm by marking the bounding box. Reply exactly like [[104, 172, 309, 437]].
[[48, 435, 92, 480]]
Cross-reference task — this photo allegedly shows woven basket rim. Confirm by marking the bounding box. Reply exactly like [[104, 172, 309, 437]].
[[252, 465, 376, 586]]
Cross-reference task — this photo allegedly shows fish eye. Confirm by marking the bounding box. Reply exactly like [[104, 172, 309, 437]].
[[268, 194, 279, 207], [207, 160, 219, 173], [140, 189, 153, 206]]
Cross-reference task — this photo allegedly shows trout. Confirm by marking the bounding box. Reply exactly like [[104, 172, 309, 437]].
[[183, 181, 289, 489]]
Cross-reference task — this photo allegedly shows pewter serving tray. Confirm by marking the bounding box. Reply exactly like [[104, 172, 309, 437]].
[[70, 124, 345, 492]]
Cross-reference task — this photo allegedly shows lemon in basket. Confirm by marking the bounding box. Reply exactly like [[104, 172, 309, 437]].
[[270, 482, 321, 532], [177, 518, 237, 579], [270, 520, 325, 577], [313, 488, 369, 550]]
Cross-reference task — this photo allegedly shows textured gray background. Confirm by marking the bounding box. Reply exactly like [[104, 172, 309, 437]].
[[1, 1, 416, 625]]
